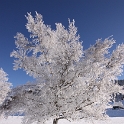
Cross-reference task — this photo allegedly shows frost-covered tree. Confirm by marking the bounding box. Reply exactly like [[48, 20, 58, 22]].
[[1, 12, 124, 124], [0, 68, 11, 105]]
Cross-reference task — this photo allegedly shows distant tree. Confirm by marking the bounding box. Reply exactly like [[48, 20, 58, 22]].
[[0, 68, 11, 105], [1, 12, 124, 124]]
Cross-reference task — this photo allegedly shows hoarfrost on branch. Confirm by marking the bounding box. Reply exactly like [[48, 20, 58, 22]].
[[1, 12, 124, 124], [0, 68, 11, 105]]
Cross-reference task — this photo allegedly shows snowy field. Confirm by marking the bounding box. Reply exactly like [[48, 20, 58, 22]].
[[1, 108, 124, 124], [1, 106, 124, 124], [0, 116, 124, 124]]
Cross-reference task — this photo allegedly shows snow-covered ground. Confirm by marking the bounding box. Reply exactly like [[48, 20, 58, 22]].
[[1, 107, 124, 124], [0, 116, 124, 124]]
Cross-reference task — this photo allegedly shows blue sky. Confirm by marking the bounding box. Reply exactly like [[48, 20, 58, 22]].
[[0, 0, 124, 87]]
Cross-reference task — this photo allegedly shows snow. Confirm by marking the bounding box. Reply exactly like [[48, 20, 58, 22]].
[[113, 101, 124, 109], [1, 12, 124, 124], [6, 12, 124, 123], [1, 106, 124, 124], [0, 116, 124, 124], [0, 116, 23, 124], [1, 102, 124, 124]]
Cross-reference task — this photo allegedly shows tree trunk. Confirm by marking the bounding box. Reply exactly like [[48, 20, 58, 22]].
[[53, 117, 64, 124], [53, 118, 59, 124]]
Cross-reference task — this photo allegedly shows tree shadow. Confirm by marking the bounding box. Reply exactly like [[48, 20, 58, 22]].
[[106, 108, 124, 117]]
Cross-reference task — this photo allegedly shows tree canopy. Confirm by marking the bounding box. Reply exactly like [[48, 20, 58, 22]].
[[0, 68, 11, 105], [0, 12, 124, 124]]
